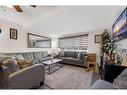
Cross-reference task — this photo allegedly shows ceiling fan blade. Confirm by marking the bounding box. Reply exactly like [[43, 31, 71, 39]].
[[30, 5, 36, 8], [13, 5, 23, 12]]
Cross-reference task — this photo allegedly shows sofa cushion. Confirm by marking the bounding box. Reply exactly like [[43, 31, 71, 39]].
[[43, 51, 48, 58], [22, 53, 28, 59], [62, 57, 74, 63], [39, 57, 51, 62], [27, 52, 34, 59], [39, 58, 47, 62], [32, 59, 40, 64], [59, 52, 65, 57], [33, 52, 43, 59], [64, 51, 68, 57], [77, 52, 81, 60], [80, 52, 87, 60], [22, 52, 34, 60], [15, 54, 24, 60], [64, 51, 77, 58], [62, 57, 84, 66], [17, 59, 32, 69], [72, 58, 83, 63]]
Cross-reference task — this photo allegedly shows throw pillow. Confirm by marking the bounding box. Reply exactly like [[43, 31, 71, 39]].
[[77, 52, 81, 60], [59, 52, 65, 57], [80, 52, 87, 60], [0, 57, 12, 63], [1, 58, 19, 74], [43, 52, 48, 58], [16, 54, 24, 60], [17, 59, 32, 69]]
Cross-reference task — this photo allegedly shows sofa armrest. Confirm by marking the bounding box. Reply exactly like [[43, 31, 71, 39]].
[[104, 64, 127, 83], [32, 59, 40, 64], [9, 64, 45, 89], [90, 79, 115, 89], [0, 66, 10, 88]]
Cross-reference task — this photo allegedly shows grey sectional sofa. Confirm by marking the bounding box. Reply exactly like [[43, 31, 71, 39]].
[[0, 51, 50, 89], [5, 51, 51, 64], [58, 51, 88, 67]]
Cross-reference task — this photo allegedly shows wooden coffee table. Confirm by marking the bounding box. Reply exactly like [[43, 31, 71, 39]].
[[43, 59, 63, 74]]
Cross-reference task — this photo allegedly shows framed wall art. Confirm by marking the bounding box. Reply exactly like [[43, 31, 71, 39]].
[[10, 28, 17, 39], [94, 34, 101, 43]]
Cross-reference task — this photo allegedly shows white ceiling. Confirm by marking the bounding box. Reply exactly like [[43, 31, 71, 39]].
[[0, 6, 58, 26], [0, 6, 126, 37]]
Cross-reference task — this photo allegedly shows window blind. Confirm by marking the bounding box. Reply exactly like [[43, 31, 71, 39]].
[[36, 40, 51, 48], [58, 34, 88, 50]]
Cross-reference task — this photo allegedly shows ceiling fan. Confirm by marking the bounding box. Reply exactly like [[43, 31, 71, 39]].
[[12, 5, 36, 12]]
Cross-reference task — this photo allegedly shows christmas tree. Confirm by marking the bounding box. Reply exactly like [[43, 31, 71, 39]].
[[101, 29, 111, 55]]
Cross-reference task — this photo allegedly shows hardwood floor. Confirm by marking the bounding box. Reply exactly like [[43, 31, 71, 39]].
[[40, 65, 94, 89], [41, 70, 100, 89], [91, 71, 101, 85]]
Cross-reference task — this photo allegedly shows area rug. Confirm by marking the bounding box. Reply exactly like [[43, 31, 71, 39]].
[[44, 65, 93, 89]]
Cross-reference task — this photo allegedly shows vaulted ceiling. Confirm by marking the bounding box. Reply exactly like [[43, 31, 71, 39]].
[[0, 6, 126, 37]]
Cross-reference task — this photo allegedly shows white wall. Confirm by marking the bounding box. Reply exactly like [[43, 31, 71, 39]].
[[54, 31, 103, 63], [0, 19, 25, 53], [0, 18, 106, 63], [0, 19, 52, 53], [88, 31, 103, 64]]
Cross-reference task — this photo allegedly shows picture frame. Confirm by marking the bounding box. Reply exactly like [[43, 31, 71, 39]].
[[94, 34, 101, 43], [10, 28, 17, 39]]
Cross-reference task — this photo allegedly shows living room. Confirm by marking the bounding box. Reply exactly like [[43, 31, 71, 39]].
[[0, 4, 127, 91]]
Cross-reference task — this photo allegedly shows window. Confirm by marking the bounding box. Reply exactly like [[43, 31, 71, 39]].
[[36, 40, 51, 48], [58, 34, 88, 50]]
